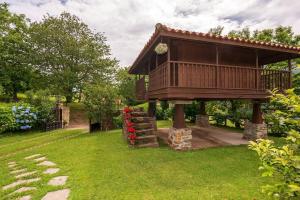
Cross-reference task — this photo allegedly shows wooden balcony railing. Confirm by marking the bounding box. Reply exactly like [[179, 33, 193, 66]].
[[148, 61, 291, 92]]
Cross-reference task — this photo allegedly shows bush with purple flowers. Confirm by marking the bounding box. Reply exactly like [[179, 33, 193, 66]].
[[11, 104, 37, 130]]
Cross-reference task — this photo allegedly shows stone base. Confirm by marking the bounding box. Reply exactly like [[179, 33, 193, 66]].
[[196, 115, 210, 127], [168, 128, 192, 150], [243, 121, 267, 140]]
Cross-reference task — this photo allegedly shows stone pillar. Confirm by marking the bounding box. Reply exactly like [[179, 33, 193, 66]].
[[61, 106, 70, 127], [243, 101, 267, 140], [168, 128, 192, 150], [148, 101, 156, 118], [196, 101, 209, 127], [168, 102, 192, 150]]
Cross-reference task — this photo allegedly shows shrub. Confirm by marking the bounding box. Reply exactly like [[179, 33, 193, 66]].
[[25, 90, 56, 125], [249, 89, 300, 199], [249, 130, 300, 199], [262, 89, 300, 136], [0, 103, 16, 133], [184, 101, 199, 123], [113, 115, 123, 129], [229, 100, 252, 128], [207, 101, 229, 125], [12, 103, 37, 130], [156, 107, 172, 120], [83, 84, 118, 130]]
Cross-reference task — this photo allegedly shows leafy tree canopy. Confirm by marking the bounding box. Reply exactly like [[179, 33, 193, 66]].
[[0, 3, 33, 100], [29, 12, 118, 103]]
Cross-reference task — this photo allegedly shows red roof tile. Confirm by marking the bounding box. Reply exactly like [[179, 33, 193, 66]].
[[131, 23, 300, 69]]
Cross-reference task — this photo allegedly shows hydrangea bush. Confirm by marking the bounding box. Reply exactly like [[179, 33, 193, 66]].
[[12, 104, 37, 130]]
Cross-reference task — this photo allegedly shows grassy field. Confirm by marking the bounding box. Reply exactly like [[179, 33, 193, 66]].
[[0, 122, 281, 200]]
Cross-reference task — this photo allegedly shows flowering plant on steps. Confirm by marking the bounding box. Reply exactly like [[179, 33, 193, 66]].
[[123, 107, 136, 145]]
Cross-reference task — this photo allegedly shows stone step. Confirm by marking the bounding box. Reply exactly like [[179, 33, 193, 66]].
[[131, 117, 153, 123], [131, 112, 147, 117], [135, 128, 154, 134], [136, 135, 157, 140], [134, 123, 153, 129], [136, 142, 159, 148]]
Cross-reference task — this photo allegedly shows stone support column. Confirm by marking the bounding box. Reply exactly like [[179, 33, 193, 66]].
[[168, 102, 192, 150], [243, 101, 267, 140]]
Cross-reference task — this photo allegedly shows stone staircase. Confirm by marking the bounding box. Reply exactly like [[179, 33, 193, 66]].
[[126, 108, 159, 148]]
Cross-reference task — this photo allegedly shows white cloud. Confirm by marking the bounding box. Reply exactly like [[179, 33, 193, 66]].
[[2, 0, 300, 66]]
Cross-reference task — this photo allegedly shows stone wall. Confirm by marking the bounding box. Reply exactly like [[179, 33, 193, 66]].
[[168, 128, 192, 150], [243, 120, 267, 140], [196, 115, 210, 127]]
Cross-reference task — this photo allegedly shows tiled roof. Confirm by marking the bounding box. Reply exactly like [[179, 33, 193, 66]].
[[131, 23, 300, 69]]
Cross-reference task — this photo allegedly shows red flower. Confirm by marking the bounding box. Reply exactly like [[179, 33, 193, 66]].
[[123, 107, 132, 113], [128, 133, 136, 140], [126, 121, 134, 127], [125, 113, 131, 119], [127, 127, 135, 133]]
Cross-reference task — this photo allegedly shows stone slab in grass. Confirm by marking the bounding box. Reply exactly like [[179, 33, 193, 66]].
[[43, 168, 60, 175], [34, 156, 47, 162], [10, 168, 27, 175], [25, 154, 41, 160], [2, 177, 41, 190], [15, 171, 37, 179], [10, 186, 36, 194], [8, 163, 17, 168], [18, 195, 32, 200], [48, 176, 68, 186], [41, 189, 70, 200], [37, 161, 56, 167]]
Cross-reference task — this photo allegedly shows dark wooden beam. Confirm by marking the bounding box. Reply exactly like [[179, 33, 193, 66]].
[[288, 59, 292, 87], [173, 104, 186, 128], [252, 101, 263, 124], [216, 45, 219, 88], [148, 101, 156, 117], [256, 50, 259, 90], [199, 101, 206, 115]]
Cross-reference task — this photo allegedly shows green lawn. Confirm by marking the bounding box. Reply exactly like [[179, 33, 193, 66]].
[[0, 123, 280, 200]]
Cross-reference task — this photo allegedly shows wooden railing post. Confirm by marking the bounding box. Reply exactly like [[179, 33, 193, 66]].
[[288, 59, 292, 88], [215, 45, 219, 89]]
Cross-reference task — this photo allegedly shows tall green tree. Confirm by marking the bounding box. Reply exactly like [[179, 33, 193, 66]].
[[0, 3, 32, 100], [208, 25, 224, 36], [116, 67, 137, 106], [227, 27, 250, 39], [30, 12, 117, 103]]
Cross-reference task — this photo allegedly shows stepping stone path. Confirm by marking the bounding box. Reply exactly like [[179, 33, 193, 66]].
[[2, 154, 70, 200], [2, 177, 41, 190], [10, 168, 27, 175], [15, 171, 37, 179], [24, 154, 41, 160], [18, 195, 32, 200], [48, 176, 68, 186], [34, 156, 47, 162], [38, 161, 56, 167], [43, 168, 60, 175], [41, 189, 70, 200], [10, 186, 36, 195]]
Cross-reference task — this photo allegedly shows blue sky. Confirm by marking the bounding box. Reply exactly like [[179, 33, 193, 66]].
[[2, 0, 300, 66]]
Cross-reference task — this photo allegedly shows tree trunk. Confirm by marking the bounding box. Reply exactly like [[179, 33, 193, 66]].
[[66, 94, 73, 104], [12, 89, 18, 102]]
